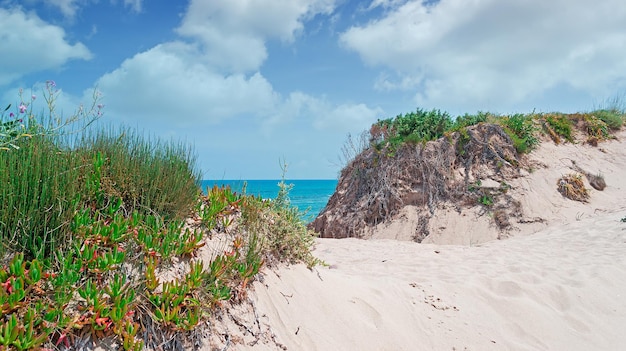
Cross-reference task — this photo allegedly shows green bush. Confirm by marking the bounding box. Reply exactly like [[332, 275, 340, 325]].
[[395, 108, 453, 141], [453, 111, 489, 130], [241, 195, 319, 268], [239, 164, 319, 268], [371, 108, 453, 150], [545, 114, 574, 143], [592, 109, 623, 130], [498, 113, 539, 153], [584, 114, 610, 139]]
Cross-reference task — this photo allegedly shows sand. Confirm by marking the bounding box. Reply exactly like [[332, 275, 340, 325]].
[[250, 213, 626, 350], [243, 132, 626, 351], [368, 129, 626, 246]]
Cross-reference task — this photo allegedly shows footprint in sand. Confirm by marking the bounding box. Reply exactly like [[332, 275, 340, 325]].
[[350, 297, 383, 329], [548, 285, 571, 312], [494, 280, 523, 298]]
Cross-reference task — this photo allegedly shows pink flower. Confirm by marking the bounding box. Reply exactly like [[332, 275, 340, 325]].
[[31, 94, 36, 100], [9, 112, 14, 118], [19, 104, 27, 113]]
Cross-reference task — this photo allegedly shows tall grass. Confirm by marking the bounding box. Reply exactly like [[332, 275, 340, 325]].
[[76, 127, 201, 220], [0, 135, 81, 258], [592, 109, 623, 130], [0, 123, 201, 259]]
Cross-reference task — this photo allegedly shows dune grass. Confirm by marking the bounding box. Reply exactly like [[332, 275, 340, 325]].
[[0, 127, 202, 260], [0, 85, 318, 350], [75, 127, 202, 220], [367, 107, 625, 156]]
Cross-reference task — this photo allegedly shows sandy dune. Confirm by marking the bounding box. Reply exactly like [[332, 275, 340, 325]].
[[240, 131, 626, 351], [250, 213, 626, 350], [370, 129, 626, 246]]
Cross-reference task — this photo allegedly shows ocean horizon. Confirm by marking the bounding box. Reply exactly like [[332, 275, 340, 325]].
[[201, 179, 338, 222]]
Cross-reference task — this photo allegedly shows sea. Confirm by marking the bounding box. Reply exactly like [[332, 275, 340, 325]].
[[200, 179, 338, 223]]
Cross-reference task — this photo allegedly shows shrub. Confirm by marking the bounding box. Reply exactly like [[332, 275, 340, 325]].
[[557, 173, 589, 202], [243, 197, 318, 267], [371, 108, 453, 151], [455, 127, 471, 156], [592, 109, 623, 130], [544, 114, 574, 143], [583, 114, 610, 139], [395, 108, 452, 141], [453, 111, 489, 130], [240, 164, 319, 268], [404, 132, 426, 145], [498, 113, 539, 153]]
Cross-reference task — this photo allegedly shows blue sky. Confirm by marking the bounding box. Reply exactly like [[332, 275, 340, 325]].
[[1, 0, 625, 179]]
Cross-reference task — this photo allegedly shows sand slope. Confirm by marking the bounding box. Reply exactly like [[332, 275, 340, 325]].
[[249, 213, 626, 350], [242, 133, 626, 351], [366, 129, 626, 245]]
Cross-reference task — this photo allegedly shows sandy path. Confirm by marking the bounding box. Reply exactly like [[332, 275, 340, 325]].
[[249, 213, 626, 351]]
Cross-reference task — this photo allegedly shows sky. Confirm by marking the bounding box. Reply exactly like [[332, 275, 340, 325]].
[[1, 0, 625, 179]]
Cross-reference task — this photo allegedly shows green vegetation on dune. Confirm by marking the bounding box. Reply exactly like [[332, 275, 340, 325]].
[[1, 80, 623, 349], [321, 101, 625, 241], [0, 84, 317, 350], [367, 107, 624, 155]]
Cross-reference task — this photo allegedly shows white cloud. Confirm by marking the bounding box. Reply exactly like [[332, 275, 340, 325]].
[[121, 0, 142, 12], [89, 38, 381, 131], [0, 7, 92, 85], [176, 0, 336, 73], [94, 40, 381, 133], [46, 0, 81, 18], [261, 91, 381, 134], [367, 0, 409, 11], [90, 38, 381, 178], [341, 0, 626, 112], [374, 71, 423, 91], [84, 0, 383, 178], [108, 0, 144, 13], [94, 42, 279, 127]]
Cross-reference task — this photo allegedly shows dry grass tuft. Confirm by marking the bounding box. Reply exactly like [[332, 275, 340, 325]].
[[587, 173, 606, 191], [493, 209, 510, 229], [557, 173, 589, 202], [586, 136, 599, 147]]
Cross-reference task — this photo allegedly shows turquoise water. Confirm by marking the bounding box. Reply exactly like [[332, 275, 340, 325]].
[[200, 179, 337, 222]]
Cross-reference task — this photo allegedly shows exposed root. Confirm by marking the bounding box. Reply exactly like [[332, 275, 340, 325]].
[[557, 173, 589, 202], [570, 160, 606, 191], [310, 123, 520, 239]]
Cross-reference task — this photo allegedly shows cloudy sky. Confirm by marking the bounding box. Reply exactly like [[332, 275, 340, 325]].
[[1, 0, 625, 179]]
